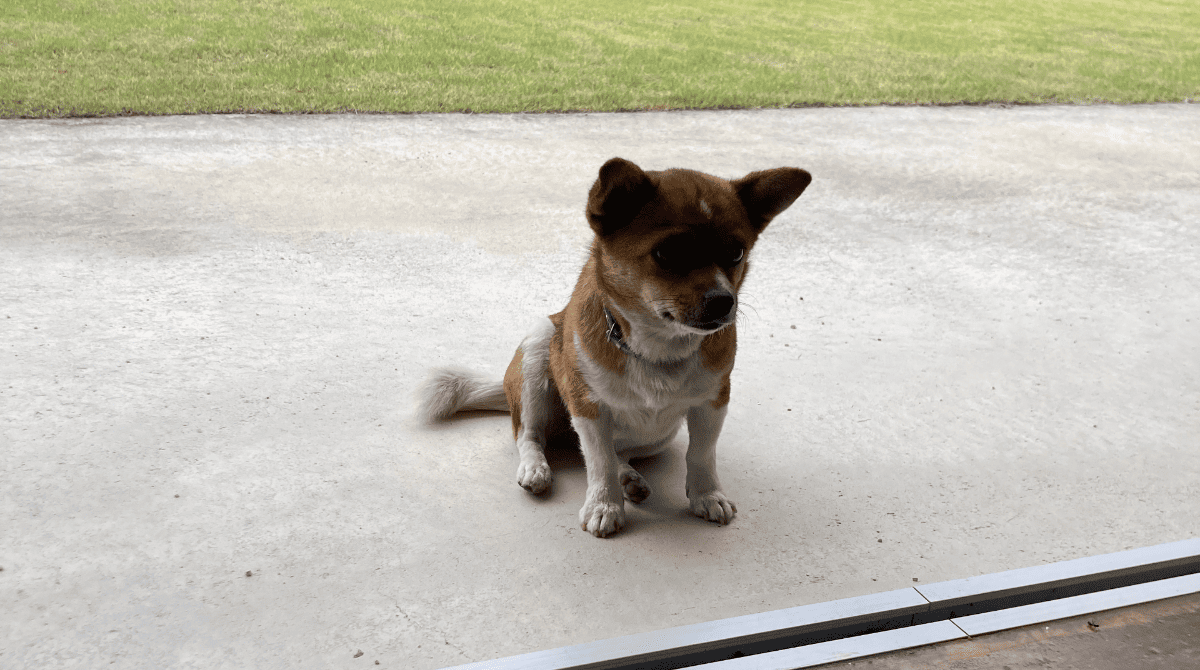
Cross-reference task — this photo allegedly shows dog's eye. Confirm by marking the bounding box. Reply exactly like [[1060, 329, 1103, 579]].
[[715, 248, 744, 266], [653, 247, 679, 269]]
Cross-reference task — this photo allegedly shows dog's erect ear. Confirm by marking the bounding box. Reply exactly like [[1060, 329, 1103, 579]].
[[587, 157, 656, 237], [733, 168, 812, 233]]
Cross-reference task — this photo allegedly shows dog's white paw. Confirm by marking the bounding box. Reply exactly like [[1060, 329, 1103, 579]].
[[620, 468, 651, 503], [516, 459, 552, 495], [689, 491, 737, 525], [579, 499, 626, 538]]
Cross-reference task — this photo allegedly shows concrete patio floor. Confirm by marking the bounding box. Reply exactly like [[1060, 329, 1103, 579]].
[[1, 105, 1197, 669]]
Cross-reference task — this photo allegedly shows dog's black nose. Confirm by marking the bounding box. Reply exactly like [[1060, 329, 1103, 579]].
[[699, 290, 736, 325]]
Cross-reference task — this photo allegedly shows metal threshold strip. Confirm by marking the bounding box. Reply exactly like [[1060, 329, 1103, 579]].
[[441, 537, 1200, 670]]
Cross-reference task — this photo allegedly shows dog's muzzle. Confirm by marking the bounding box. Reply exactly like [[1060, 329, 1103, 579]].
[[692, 289, 736, 331]]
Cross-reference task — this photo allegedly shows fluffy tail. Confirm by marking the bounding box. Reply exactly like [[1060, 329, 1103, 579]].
[[417, 367, 509, 423]]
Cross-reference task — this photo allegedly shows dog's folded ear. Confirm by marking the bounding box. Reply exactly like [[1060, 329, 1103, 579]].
[[733, 168, 812, 233], [587, 157, 656, 237]]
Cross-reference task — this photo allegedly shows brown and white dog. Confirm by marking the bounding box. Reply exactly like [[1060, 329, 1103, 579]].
[[420, 157, 811, 538]]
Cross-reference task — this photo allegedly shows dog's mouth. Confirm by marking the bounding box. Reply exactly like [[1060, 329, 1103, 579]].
[[659, 297, 736, 332], [663, 310, 734, 333], [693, 316, 734, 332]]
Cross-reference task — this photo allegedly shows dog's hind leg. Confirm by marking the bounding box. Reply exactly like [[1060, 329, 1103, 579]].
[[614, 436, 672, 504], [618, 461, 651, 503], [504, 318, 555, 495]]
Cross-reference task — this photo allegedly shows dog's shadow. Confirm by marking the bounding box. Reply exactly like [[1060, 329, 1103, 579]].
[[434, 411, 727, 534], [540, 433, 712, 532], [542, 431, 584, 471], [540, 431, 678, 492]]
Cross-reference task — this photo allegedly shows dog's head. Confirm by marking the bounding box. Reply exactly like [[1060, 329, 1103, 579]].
[[586, 157, 811, 335]]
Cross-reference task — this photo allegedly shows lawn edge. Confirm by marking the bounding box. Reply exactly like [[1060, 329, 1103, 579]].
[[2, 97, 1197, 120]]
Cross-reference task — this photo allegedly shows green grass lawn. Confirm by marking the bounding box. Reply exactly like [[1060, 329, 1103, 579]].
[[1, 0, 1197, 117]]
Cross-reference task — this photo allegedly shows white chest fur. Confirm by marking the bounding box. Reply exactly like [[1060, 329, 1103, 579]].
[[574, 333, 724, 455]]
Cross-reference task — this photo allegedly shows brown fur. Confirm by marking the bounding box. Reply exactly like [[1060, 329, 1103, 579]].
[[503, 348, 524, 438], [427, 157, 811, 538]]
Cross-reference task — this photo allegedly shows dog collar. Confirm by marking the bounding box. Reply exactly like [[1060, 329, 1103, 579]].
[[603, 306, 640, 359]]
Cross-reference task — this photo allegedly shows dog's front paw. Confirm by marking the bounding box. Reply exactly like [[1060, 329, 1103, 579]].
[[579, 498, 626, 538], [689, 491, 737, 525], [516, 459, 552, 495]]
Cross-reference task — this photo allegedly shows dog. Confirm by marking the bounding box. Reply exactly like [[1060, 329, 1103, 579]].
[[420, 157, 811, 537]]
